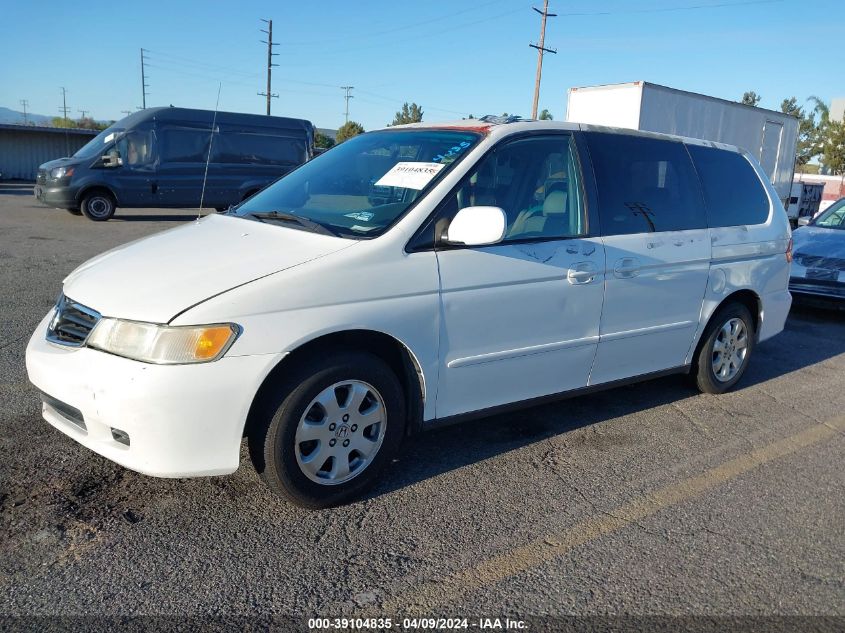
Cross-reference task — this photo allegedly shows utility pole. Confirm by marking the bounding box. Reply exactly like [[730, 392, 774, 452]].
[[140, 48, 149, 109], [341, 86, 354, 124], [59, 87, 70, 121], [19, 99, 29, 125], [121, 110, 132, 116], [529, 0, 557, 120], [258, 19, 279, 115], [78, 109, 89, 119]]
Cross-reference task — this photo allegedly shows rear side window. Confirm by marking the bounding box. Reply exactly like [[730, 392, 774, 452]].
[[586, 132, 706, 235], [687, 145, 770, 227], [213, 132, 306, 166]]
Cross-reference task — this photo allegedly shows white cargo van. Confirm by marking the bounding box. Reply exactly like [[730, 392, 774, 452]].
[[26, 118, 792, 507]]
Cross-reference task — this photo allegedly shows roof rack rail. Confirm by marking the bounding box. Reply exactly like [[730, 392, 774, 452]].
[[478, 114, 530, 124]]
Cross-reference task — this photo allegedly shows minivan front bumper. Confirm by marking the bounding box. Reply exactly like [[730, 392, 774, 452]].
[[25, 311, 284, 477], [34, 183, 80, 209]]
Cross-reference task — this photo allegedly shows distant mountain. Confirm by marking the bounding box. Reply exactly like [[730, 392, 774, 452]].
[[0, 106, 56, 126]]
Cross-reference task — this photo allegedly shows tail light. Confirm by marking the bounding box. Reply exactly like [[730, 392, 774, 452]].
[[785, 237, 793, 263]]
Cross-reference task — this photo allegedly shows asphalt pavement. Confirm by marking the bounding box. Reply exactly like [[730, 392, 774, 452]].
[[1, 192, 843, 630]]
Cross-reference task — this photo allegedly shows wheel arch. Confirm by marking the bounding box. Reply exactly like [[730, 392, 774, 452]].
[[690, 288, 762, 364], [76, 184, 119, 206], [243, 328, 426, 440]]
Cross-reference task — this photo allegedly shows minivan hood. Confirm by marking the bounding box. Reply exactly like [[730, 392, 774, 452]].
[[39, 156, 83, 171], [62, 214, 355, 323]]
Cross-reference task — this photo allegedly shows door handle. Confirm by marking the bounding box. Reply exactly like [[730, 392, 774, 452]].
[[568, 262, 598, 285], [613, 257, 641, 278]]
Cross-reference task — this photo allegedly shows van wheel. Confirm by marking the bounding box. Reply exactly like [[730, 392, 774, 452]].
[[80, 191, 116, 221], [693, 302, 755, 394], [249, 351, 405, 508]]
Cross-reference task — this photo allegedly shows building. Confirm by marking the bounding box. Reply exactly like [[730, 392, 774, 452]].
[[0, 124, 98, 181], [831, 97, 845, 124]]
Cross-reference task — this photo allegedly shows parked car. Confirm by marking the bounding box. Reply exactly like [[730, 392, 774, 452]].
[[790, 197, 845, 306], [34, 107, 314, 220], [26, 119, 792, 507]]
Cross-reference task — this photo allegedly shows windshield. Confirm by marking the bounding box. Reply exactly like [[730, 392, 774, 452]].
[[234, 128, 482, 237], [813, 199, 845, 229], [72, 126, 124, 159]]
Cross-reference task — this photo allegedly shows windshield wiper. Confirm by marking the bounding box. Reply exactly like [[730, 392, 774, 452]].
[[244, 211, 338, 237]]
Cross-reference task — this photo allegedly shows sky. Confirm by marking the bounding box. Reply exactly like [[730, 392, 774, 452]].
[[1, 0, 843, 131]]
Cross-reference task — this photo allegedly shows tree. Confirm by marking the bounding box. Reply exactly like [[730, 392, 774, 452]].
[[390, 102, 423, 126], [538, 109, 553, 120], [336, 121, 365, 143], [741, 91, 761, 107], [51, 116, 75, 128], [820, 119, 845, 175], [75, 117, 109, 131], [314, 131, 335, 149], [780, 97, 818, 167]]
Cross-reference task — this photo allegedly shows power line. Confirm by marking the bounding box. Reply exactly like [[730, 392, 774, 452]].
[[258, 18, 279, 115], [341, 86, 354, 124], [140, 48, 149, 109], [530, 1, 557, 120]]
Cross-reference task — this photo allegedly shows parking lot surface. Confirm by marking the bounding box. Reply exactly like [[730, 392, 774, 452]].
[[1, 192, 844, 625]]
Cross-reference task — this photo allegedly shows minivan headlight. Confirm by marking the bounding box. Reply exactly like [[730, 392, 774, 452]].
[[50, 166, 75, 179], [87, 319, 240, 364]]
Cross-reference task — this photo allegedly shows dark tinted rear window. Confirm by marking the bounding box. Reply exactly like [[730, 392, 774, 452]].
[[586, 132, 706, 235], [687, 145, 770, 227]]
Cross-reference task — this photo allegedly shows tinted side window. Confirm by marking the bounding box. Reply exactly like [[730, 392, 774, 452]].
[[586, 132, 706, 235], [687, 145, 770, 227], [160, 127, 210, 163], [213, 132, 306, 166]]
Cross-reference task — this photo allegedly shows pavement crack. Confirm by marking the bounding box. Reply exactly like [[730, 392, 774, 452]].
[[670, 402, 711, 437]]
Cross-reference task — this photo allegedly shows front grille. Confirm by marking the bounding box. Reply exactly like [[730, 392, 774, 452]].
[[45, 294, 101, 347], [794, 252, 845, 272], [36, 169, 47, 186]]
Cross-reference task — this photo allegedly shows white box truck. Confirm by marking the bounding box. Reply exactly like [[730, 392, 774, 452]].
[[566, 81, 799, 216]]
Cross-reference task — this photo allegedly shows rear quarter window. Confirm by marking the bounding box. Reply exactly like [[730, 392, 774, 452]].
[[585, 132, 706, 235], [687, 145, 771, 227]]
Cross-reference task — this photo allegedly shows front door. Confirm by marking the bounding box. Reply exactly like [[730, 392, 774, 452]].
[[583, 132, 711, 385], [433, 134, 605, 419], [112, 123, 156, 206]]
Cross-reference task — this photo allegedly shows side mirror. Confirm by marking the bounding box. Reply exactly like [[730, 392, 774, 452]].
[[102, 151, 121, 168], [443, 206, 507, 246], [797, 216, 810, 226]]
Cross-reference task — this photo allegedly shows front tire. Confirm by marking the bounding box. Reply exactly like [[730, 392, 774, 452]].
[[693, 302, 755, 394], [249, 351, 406, 508], [80, 191, 116, 221]]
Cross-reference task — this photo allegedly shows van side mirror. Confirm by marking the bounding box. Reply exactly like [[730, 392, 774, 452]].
[[443, 206, 507, 246], [101, 151, 122, 168]]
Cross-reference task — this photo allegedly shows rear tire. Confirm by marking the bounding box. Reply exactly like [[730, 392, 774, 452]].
[[80, 191, 116, 221], [249, 351, 406, 508], [692, 302, 755, 394]]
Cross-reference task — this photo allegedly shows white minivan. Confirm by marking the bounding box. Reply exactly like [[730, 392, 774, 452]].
[[26, 118, 793, 507]]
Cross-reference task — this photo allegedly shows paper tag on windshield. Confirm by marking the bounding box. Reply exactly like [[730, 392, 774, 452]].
[[103, 133, 115, 144], [374, 162, 445, 190]]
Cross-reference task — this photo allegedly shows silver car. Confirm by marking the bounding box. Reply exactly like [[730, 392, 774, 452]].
[[790, 197, 845, 305]]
